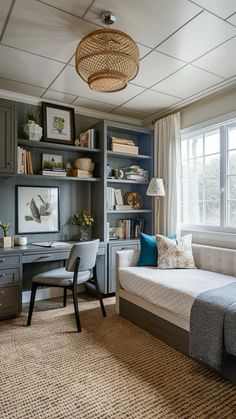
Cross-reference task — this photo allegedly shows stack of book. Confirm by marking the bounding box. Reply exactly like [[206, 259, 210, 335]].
[[67, 169, 93, 178], [116, 219, 144, 239], [111, 137, 139, 155], [107, 187, 132, 211], [41, 168, 67, 177], [125, 165, 148, 182], [17, 146, 33, 175]]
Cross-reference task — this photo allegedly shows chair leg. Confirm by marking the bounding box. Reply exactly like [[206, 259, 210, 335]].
[[94, 276, 106, 318], [27, 282, 38, 326], [63, 288, 67, 307], [72, 287, 81, 332]]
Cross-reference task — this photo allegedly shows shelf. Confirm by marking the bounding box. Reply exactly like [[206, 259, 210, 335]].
[[107, 151, 151, 160], [2, 174, 101, 182], [18, 139, 101, 153], [107, 209, 152, 214], [107, 179, 148, 185]]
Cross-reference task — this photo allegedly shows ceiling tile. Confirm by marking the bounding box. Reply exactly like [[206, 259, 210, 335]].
[[193, 37, 236, 79], [227, 13, 236, 26], [0, 45, 65, 88], [157, 11, 236, 62], [132, 51, 185, 88], [37, 0, 93, 18], [0, 0, 12, 36], [84, 0, 201, 48], [50, 65, 145, 105], [73, 97, 115, 112], [122, 90, 180, 113], [111, 107, 150, 119], [192, 0, 236, 19], [2, 0, 98, 63], [0, 77, 45, 97], [42, 90, 77, 104], [152, 65, 223, 99]]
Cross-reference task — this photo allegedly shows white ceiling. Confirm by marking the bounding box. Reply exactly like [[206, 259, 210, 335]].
[[0, 0, 236, 121]]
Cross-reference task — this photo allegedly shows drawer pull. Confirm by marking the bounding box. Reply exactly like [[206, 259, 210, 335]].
[[37, 255, 52, 260], [0, 303, 2, 307], [1, 290, 4, 294], [0, 273, 5, 278], [0, 259, 5, 263]]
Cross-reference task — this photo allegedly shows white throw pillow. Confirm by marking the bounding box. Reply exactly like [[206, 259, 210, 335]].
[[156, 234, 196, 269]]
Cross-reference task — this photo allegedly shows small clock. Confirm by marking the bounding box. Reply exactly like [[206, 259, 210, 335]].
[[124, 192, 143, 209]]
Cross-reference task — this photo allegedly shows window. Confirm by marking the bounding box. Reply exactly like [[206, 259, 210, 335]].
[[181, 119, 236, 232]]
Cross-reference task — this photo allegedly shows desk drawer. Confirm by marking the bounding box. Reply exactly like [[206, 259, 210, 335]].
[[0, 287, 20, 318], [109, 243, 139, 269], [0, 268, 20, 286], [22, 251, 70, 264], [0, 255, 20, 269]]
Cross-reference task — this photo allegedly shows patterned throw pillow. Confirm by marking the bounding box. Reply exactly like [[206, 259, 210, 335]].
[[156, 234, 196, 269]]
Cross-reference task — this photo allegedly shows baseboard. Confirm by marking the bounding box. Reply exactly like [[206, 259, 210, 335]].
[[22, 285, 85, 304]]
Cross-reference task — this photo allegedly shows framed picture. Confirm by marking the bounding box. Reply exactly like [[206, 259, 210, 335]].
[[42, 153, 63, 171], [42, 102, 75, 144], [16, 186, 60, 234]]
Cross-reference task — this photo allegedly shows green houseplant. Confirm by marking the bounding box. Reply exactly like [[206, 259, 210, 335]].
[[23, 109, 42, 141], [0, 220, 12, 247], [71, 210, 95, 241]]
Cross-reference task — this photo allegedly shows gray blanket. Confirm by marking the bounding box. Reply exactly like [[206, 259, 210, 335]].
[[190, 282, 236, 370]]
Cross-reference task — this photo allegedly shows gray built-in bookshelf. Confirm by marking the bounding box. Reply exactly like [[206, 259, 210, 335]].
[[0, 98, 154, 294]]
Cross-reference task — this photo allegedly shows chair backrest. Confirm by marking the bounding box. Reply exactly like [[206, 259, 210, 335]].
[[66, 239, 100, 272]]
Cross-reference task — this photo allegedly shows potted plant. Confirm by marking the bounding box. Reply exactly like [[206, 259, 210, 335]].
[[71, 210, 95, 241], [23, 110, 42, 141], [0, 220, 12, 247]]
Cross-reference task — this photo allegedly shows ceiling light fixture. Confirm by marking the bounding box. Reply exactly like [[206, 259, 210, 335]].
[[75, 11, 139, 93]]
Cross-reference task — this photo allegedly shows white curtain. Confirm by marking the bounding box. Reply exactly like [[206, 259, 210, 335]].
[[155, 112, 181, 236]]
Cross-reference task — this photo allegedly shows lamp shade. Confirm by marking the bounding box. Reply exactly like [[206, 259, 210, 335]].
[[146, 178, 165, 197]]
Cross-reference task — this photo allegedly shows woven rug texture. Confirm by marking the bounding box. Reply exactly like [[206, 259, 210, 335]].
[[1, 298, 236, 419]]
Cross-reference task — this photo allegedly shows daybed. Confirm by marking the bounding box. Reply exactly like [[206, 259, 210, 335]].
[[116, 243, 236, 383]]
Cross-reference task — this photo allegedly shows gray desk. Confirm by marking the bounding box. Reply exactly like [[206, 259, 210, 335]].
[[0, 241, 105, 320]]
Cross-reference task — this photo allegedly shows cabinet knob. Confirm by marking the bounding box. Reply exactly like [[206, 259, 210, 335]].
[[0, 273, 5, 278], [0, 303, 2, 307], [0, 259, 5, 263], [7, 162, 11, 166], [1, 290, 4, 294]]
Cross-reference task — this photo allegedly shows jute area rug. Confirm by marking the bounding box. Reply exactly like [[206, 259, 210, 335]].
[[1, 296, 236, 419]]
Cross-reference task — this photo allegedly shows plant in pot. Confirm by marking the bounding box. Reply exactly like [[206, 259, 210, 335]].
[[0, 220, 12, 248], [23, 110, 42, 141], [71, 210, 95, 241]]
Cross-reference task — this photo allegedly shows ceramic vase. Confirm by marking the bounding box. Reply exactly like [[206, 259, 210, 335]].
[[23, 120, 42, 141]]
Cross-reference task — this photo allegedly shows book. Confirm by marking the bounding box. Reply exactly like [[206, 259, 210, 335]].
[[107, 187, 115, 210], [31, 241, 71, 248], [111, 144, 139, 155], [67, 169, 92, 178], [41, 170, 67, 176], [111, 136, 135, 146], [114, 205, 132, 211], [125, 174, 146, 181], [17, 147, 24, 174]]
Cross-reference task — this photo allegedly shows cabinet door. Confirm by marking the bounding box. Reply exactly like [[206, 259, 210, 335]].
[[0, 103, 16, 174]]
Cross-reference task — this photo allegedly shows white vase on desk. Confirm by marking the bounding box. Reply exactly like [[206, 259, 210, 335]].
[[23, 120, 42, 141], [3, 236, 12, 248]]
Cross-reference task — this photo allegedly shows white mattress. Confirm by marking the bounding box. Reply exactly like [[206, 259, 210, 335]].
[[119, 267, 236, 323]]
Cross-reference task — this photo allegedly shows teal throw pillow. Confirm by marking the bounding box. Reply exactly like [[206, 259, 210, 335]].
[[137, 232, 176, 267]]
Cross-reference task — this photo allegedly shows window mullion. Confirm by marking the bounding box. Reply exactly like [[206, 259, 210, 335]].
[[220, 126, 227, 228]]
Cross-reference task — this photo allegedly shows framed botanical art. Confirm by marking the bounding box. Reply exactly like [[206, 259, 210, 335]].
[[16, 186, 60, 234], [42, 102, 75, 144]]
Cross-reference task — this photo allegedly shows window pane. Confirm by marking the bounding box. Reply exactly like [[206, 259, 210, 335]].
[[189, 202, 203, 224], [228, 176, 236, 199], [189, 136, 203, 158], [189, 180, 203, 201], [228, 150, 236, 175], [204, 201, 220, 225], [204, 178, 220, 201], [204, 131, 220, 155], [228, 127, 236, 150], [228, 201, 236, 227], [181, 203, 189, 224], [181, 139, 188, 160], [189, 157, 203, 180], [204, 154, 220, 178], [182, 160, 188, 178]]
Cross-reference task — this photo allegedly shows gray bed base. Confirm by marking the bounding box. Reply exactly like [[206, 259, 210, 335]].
[[120, 297, 236, 385]]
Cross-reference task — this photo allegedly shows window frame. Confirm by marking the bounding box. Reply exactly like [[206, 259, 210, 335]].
[[181, 112, 236, 235]]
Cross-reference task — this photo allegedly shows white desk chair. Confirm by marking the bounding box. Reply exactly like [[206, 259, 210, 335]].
[[27, 239, 106, 332]]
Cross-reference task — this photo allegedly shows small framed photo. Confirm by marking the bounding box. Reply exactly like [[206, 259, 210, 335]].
[[16, 186, 60, 234], [42, 102, 75, 144], [114, 189, 123, 205], [42, 153, 63, 171]]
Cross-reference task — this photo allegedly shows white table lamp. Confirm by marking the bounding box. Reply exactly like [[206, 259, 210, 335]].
[[146, 178, 165, 233]]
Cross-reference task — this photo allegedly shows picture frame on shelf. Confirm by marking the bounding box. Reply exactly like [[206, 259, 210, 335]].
[[114, 189, 123, 205], [42, 153, 63, 171], [16, 185, 60, 234], [42, 102, 75, 144]]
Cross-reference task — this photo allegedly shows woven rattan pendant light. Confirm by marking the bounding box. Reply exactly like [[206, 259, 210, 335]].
[[75, 11, 139, 93]]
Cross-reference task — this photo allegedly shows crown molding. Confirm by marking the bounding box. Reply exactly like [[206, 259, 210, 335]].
[[142, 78, 236, 126], [0, 89, 142, 126]]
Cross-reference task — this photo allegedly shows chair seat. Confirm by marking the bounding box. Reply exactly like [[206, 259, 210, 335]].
[[33, 267, 91, 287]]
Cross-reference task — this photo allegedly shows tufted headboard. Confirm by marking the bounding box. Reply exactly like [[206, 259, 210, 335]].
[[192, 244, 236, 277]]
